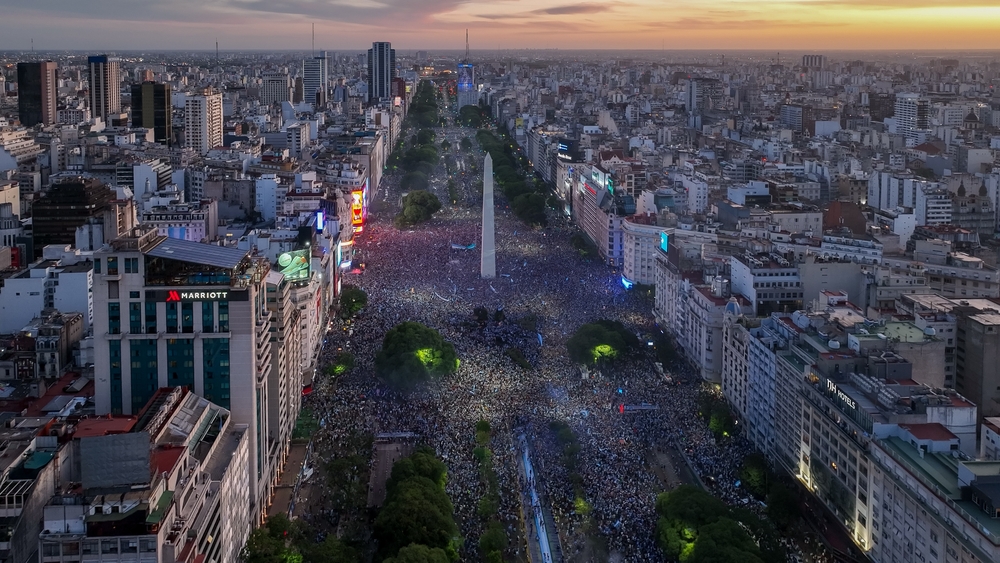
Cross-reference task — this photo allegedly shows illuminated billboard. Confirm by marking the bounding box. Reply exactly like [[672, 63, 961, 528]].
[[457, 63, 474, 92], [351, 190, 364, 231], [277, 249, 311, 282]]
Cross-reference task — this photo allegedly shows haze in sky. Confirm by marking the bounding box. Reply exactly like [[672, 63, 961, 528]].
[[1, 0, 997, 51]]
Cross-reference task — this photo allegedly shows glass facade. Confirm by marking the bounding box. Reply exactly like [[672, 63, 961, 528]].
[[182, 302, 194, 333], [129, 302, 142, 334], [166, 302, 178, 333], [218, 301, 229, 332], [202, 338, 230, 409], [166, 339, 194, 389], [145, 302, 157, 334], [108, 302, 121, 334], [109, 341, 122, 414], [202, 302, 214, 333], [130, 340, 158, 413]]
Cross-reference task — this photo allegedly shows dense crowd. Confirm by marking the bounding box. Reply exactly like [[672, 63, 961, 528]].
[[301, 130, 838, 562]]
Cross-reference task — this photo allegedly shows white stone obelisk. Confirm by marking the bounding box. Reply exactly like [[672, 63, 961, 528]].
[[480, 153, 496, 279]]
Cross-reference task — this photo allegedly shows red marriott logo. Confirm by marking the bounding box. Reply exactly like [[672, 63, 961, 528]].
[[166, 291, 181, 302]]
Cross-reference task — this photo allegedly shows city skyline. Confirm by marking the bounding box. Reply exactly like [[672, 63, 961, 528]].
[[2, 0, 999, 51]]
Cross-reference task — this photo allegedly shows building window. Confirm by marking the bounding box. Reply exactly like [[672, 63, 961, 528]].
[[108, 302, 121, 334], [94, 259, 101, 274], [129, 302, 142, 333], [182, 302, 194, 333], [106, 257, 118, 275], [166, 302, 178, 333], [202, 302, 215, 333], [218, 301, 229, 332], [124, 257, 139, 274]]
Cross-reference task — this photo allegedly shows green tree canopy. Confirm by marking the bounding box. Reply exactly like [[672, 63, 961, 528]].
[[416, 129, 436, 146], [374, 450, 459, 561], [383, 544, 450, 563], [339, 285, 368, 318], [375, 321, 459, 389], [387, 446, 448, 493], [511, 193, 547, 226], [395, 190, 443, 228], [565, 320, 639, 366], [460, 137, 473, 151], [655, 485, 773, 563], [400, 171, 429, 191]]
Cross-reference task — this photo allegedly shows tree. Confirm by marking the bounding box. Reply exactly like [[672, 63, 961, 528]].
[[395, 190, 443, 228], [766, 483, 800, 529], [339, 285, 368, 318], [511, 193, 547, 226], [416, 129, 436, 146], [375, 322, 459, 390], [375, 450, 460, 561], [401, 171, 430, 191], [740, 453, 770, 499], [460, 137, 473, 151], [387, 446, 448, 493], [383, 544, 450, 563], [440, 139, 451, 151], [655, 485, 766, 563], [565, 320, 639, 367], [479, 520, 508, 559]]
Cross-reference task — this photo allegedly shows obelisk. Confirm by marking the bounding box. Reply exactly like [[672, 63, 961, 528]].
[[480, 153, 496, 279]]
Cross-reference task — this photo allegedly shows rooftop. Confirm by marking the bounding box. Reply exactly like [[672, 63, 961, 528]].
[[74, 416, 138, 438], [900, 423, 957, 441], [146, 238, 250, 270]]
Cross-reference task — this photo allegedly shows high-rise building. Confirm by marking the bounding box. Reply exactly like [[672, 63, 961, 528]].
[[801, 54, 826, 69], [31, 177, 116, 258], [87, 55, 121, 121], [302, 53, 328, 105], [894, 93, 931, 146], [260, 72, 292, 106], [130, 81, 172, 146], [457, 63, 477, 109], [367, 42, 396, 103], [92, 227, 282, 523], [185, 89, 223, 155], [16, 61, 58, 126]]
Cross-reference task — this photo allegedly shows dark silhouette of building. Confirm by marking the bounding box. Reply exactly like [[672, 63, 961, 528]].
[[31, 178, 115, 258], [16, 61, 58, 126], [131, 81, 172, 146], [367, 42, 396, 103]]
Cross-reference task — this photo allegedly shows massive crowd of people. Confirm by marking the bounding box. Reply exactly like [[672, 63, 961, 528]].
[[300, 127, 838, 562]]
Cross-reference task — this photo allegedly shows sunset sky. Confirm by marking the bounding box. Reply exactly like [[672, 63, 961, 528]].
[[1, 0, 998, 51]]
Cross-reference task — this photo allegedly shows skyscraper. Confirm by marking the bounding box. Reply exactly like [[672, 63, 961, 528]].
[[185, 89, 223, 155], [457, 31, 477, 109], [87, 55, 121, 121], [302, 52, 328, 105], [16, 61, 58, 126], [260, 72, 292, 105], [367, 42, 396, 103], [130, 81, 172, 146], [894, 93, 931, 147]]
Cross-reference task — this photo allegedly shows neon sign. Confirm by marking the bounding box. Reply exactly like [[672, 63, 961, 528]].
[[166, 291, 229, 301]]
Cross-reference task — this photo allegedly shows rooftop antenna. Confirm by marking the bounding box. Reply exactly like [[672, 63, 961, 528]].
[[465, 29, 469, 61], [312, 23, 315, 57], [31, 38, 33, 54], [215, 40, 219, 66]]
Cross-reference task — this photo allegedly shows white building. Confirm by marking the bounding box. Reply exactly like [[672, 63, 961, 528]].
[[622, 217, 668, 287], [184, 90, 223, 155], [92, 228, 282, 523], [895, 93, 931, 146], [0, 247, 94, 332], [302, 55, 328, 105], [37, 387, 252, 563]]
